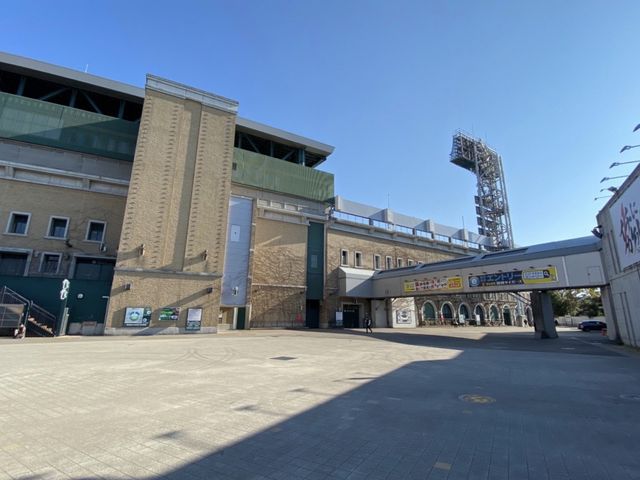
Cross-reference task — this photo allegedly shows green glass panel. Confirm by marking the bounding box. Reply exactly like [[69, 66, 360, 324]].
[[232, 148, 334, 202], [0, 92, 138, 161]]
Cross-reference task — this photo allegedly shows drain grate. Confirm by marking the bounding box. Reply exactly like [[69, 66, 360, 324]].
[[271, 356, 297, 361], [459, 394, 496, 404]]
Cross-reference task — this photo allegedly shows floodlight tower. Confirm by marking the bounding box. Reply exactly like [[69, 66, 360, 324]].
[[450, 131, 514, 250]]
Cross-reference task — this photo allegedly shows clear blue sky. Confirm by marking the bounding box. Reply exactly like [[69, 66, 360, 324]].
[[4, 1, 640, 246]]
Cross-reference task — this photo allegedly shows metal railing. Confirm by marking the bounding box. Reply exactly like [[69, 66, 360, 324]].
[[0, 286, 57, 335], [331, 210, 487, 251]]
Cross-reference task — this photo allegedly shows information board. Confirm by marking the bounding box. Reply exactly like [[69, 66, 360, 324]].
[[186, 308, 203, 331]]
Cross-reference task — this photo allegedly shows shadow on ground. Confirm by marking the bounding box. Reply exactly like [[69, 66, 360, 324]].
[[20, 330, 640, 480], [308, 327, 622, 357]]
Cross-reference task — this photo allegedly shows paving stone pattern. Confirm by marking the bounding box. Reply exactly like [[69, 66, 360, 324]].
[[1, 327, 639, 480]]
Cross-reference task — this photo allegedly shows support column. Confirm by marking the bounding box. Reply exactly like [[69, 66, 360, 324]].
[[530, 290, 558, 339], [600, 286, 621, 343]]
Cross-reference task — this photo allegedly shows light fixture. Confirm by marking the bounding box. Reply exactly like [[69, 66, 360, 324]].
[[594, 195, 613, 201], [634, 124, 640, 132], [138, 244, 145, 256], [599, 186, 618, 193], [591, 225, 603, 239], [206, 286, 214, 294], [124, 283, 132, 291], [600, 175, 627, 183], [100, 243, 107, 253], [620, 145, 640, 153], [202, 249, 208, 260], [610, 160, 640, 168]]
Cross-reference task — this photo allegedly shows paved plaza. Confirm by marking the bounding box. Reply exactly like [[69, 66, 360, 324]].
[[1, 327, 640, 480]]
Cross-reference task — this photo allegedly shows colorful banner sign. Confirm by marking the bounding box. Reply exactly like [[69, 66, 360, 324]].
[[123, 307, 152, 327], [404, 276, 463, 293], [159, 307, 180, 321], [468, 267, 557, 288]]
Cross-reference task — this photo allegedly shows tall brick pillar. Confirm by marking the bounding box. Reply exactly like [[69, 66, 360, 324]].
[[104, 75, 238, 334]]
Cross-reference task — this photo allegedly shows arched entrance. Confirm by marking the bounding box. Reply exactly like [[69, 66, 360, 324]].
[[503, 305, 512, 326], [474, 304, 486, 325], [459, 304, 470, 324], [441, 303, 454, 323], [490, 304, 500, 325], [422, 301, 437, 325]]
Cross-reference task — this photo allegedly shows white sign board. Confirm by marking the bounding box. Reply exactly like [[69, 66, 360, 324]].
[[610, 179, 640, 269]]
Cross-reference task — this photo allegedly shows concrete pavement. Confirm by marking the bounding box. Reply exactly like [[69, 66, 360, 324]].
[[1, 327, 639, 480]]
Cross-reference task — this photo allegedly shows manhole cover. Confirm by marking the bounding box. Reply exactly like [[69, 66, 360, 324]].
[[620, 393, 640, 401], [271, 356, 297, 361], [459, 394, 496, 404]]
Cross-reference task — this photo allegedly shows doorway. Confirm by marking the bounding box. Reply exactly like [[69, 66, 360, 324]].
[[306, 300, 320, 328], [342, 304, 360, 328]]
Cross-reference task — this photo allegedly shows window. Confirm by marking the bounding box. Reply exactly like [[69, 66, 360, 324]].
[[385, 256, 392, 270], [40, 253, 61, 274], [0, 252, 28, 276], [407, 259, 414, 266], [355, 251, 362, 268], [373, 254, 381, 270], [46, 217, 69, 239], [74, 257, 115, 281], [397, 258, 404, 268], [6, 212, 30, 235], [86, 221, 106, 242], [340, 249, 349, 266]]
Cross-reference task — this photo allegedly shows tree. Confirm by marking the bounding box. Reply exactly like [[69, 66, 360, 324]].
[[550, 288, 603, 317]]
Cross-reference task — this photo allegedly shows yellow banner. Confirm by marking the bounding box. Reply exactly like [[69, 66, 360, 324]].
[[522, 266, 558, 284], [404, 276, 463, 293]]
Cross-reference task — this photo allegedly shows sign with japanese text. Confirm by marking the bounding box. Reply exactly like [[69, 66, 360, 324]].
[[468, 267, 558, 288], [404, 276, 463, 294], [609, 179, 640, 269]]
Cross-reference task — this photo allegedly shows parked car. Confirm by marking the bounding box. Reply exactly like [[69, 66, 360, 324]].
[[578, 320, 606, 332]]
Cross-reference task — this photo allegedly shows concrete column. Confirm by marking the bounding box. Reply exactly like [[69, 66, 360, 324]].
[[530, 290, 558, 339], [600, 286, 621, 343]]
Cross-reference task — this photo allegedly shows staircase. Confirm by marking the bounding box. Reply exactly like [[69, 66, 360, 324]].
[[0, 286, 57, 336]]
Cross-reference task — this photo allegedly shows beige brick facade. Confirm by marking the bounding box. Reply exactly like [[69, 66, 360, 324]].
[[0, 180, 125, 276], [250, 217, 307, 327], [323, 228, 460, 327], [105, 82, 237, 334]]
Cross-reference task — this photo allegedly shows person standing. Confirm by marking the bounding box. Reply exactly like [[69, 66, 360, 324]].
[[365, 313, 373, 333]]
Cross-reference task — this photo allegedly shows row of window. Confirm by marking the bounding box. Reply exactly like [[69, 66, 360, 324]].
[[4, 212, 106, 243], [0, 250, 115, 279], [340, 249, 422, 270]]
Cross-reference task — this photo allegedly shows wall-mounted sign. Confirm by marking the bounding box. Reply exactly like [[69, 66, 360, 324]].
[[159, 307, 180, 321], [404, 276, 463, 294], [609, 180, 640, 269], [396, 309, 413, 324], [185, 308, 203, 331], [335, 311, 343, 327], [468, 267, 558, 288], [124, 307, 152, 327]]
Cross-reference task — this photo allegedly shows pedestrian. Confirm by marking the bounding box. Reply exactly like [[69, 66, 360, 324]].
[[365, 314, 373, 333]]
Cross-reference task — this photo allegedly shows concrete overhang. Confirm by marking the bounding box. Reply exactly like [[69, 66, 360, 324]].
[[338, 267, 375, 298]]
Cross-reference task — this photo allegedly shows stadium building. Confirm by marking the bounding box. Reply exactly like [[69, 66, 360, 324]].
[[0, 52, 526, 335]]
